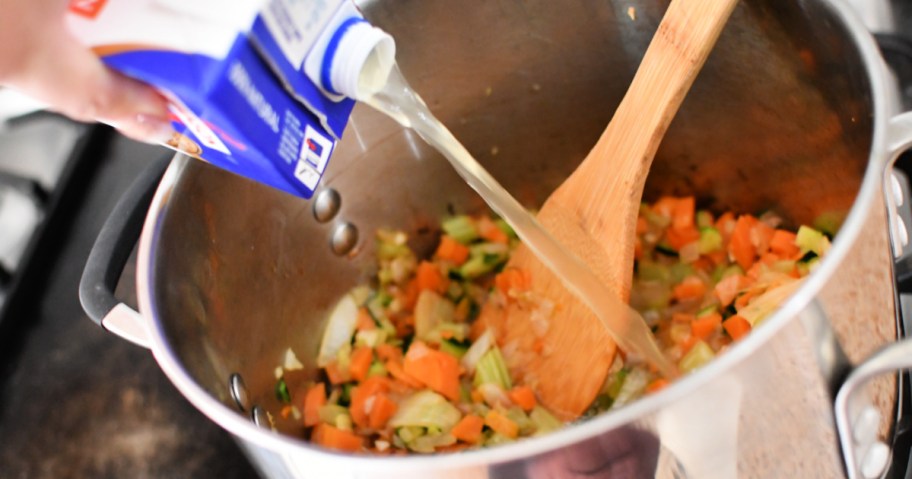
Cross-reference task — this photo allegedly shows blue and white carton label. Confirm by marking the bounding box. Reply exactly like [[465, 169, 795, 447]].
[[67, 0, 363, 199]]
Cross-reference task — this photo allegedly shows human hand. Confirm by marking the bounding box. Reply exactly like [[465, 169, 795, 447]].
[[0, 0, 175, 143]]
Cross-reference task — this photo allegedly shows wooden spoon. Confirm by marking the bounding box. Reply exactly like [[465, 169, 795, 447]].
[[479, 0, 740, 420]]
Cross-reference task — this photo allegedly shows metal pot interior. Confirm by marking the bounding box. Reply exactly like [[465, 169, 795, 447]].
[[148, 0, 876, 441]]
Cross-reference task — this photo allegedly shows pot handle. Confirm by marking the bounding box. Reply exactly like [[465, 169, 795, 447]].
[[834, 334, 912, 479], [78, 156, 171, 349]]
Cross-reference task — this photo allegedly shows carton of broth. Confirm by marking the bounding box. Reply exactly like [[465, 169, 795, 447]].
[[67, 0, 392, 199]]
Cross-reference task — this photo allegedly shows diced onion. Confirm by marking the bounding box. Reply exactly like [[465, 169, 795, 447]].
[[461, 329, 494, 374]]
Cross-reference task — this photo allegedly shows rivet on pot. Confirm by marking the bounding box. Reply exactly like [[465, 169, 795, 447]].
[[228, 373, 250, 412], [251, 405, 271, 429], [313, 188, 341, 223], [330, 222, 359, 256], [860, 441, 890, 479]]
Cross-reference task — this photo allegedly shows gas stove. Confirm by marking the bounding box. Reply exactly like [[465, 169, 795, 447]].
[[1, 3, 912, 479]]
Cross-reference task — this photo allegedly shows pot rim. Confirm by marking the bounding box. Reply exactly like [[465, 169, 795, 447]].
[[135, 0, 895, 470]]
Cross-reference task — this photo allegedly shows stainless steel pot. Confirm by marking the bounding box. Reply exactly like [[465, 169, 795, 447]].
[[81, 0, 912, 477]]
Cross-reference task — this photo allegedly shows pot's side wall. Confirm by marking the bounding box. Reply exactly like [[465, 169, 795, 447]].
[[818, 189, 898, 439]]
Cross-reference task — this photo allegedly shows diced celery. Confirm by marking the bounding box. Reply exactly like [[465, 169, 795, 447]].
[[771, 260, 797, 274], [484, 432, 514, 447], [796, 225, 831, 256], [367, 360, 388, 378], [376, 229, 412, 260], [275, 378, 290, 403], [696, 210, 714, 229], [611, 368, 651, 409], [530, 406, 563, 435], [696, 305, 718, 317], [408, 432, 456, 453], [698, 227, 723, 254], [474, 346, 513, 390], [637, 261, 670, 282], [604, 368, 629, 399], [459, 254, 496, 279], [643, 207, 672, 228], [440, 338, 470, 359], [669, 263, 694, 283], [504, 406, 536, 436], [711, 264, 743, 284], [679, 340, 716, 373], [318, 404, 350, 425], [813, 211, 845, 237], [442, 216, 479, 244], [436, 322, 469, 343], [396, 426, 425, 443], [494, 218, 517, 239], [388, 390, 462, 431]]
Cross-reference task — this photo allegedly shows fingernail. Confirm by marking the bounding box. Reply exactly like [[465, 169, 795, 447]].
[[110, 113, 177, 145], [134, 113, 178, 145]]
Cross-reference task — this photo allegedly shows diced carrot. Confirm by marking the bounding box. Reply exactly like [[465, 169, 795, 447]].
[[485, 410, 519, 439], [324, 362, 350, 385], [303, 383, 327, 427], [734, 290, 757, 311], [402, 278, 420, 311], [469, 319, 488, 342], [634, 236, 644, 260], [495, 267, 531, 295], [403, 341, 462, 401], [451, 414, 485, 444], [349, 376, 391, 429], [415, 261, 447, 294], [728, 215, 758, 270], [311, 423, 364, 452], [368, 392, 398, 430], [435, 235, 471, 265], [769, 229, 800, 258], [671, 196, 696, 231], [470, 389, 484, 404], [751, 220, 775, 256], [723, 315, 752, 341], [691, 312, 722, 340], [280, 405, 293, 419], [706, 249, 728, 266], [715, 211, 737, 247], [477, 216, 509, 244], [385, 359, 423, 389], [349, 346, 374, 382], [646, 378, 669, 394], [508, 386, 537, 412], [356, 308, 376, 331], [375, 343, 403, 362], [652, 196, 678, 220], [714, 274, 745, 307], [673, 275, 706, 301], [665, 225, 701, 251]]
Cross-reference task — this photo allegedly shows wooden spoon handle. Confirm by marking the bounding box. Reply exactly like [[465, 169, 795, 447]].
[[559, 0, 740, 224]]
